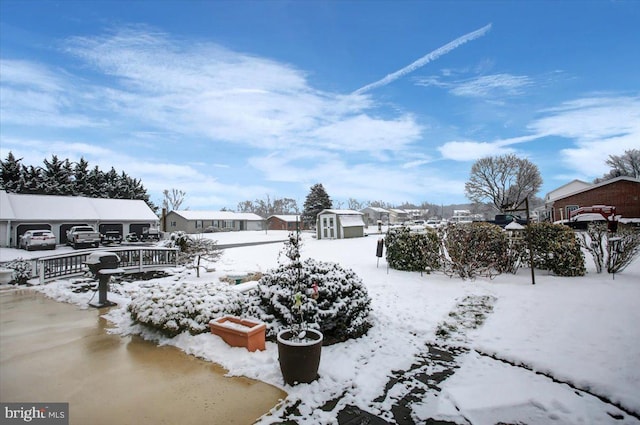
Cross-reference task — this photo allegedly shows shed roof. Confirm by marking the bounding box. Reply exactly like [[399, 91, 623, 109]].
[[362, 207, 389, 213], [171, 210, 264, 221], [268, 215, 301, 222], [0, 191, 158, 221], [340, 215, 365, 227]]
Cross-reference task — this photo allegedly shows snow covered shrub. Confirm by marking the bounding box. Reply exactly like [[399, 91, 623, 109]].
[[443, 222, 512, 279], [247, 231, 372, 343], [128, 281, 245, 337], [527, 222, 585, 277], [385, 226, 441, 272], [5, 258, 32, 285], [578, 223, 609, 273], [606, 224, 640, 274]]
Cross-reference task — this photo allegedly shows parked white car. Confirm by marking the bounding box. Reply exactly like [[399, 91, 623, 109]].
[[19, 230, 57, 251]]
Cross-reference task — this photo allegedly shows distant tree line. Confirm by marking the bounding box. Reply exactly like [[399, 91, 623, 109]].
[[0, 152, 157, 212]]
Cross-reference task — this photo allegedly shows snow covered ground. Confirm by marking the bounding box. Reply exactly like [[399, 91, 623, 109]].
[[2, 229, 639, 424]]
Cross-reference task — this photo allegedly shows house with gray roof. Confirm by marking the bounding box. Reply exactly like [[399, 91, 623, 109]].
[[360, 207, 390, 226], [165, 210, 264, 233]]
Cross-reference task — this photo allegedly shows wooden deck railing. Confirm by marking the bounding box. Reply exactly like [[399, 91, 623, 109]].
[[33, 247, 179, 284]]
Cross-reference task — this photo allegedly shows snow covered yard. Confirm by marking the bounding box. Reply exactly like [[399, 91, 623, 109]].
[[3, 230, 639, 424]]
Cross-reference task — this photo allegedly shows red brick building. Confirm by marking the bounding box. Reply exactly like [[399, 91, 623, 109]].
[[545, 177, 640, 222], [266, 215, 303, 231]]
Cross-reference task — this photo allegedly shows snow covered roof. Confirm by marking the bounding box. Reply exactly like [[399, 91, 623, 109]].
[[319, 209, 364, 216], [268, 215, 300, 222], [505, 221, 525, 230], [339, 215, 365, 227], [363, 207, 389, 213], [0, 191, 157, 221], [171, 210, 264, 221], [547, 177, 639, 204]]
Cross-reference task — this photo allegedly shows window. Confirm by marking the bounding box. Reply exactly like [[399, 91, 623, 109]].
[[565, 205, 579, 219], [195, 220, 203, 229], [170, 221, 176, 227]]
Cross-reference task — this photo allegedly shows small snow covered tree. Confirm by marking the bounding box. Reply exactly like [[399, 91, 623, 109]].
[[169, 232, 221, 277], [248, 230, 372, 343], [302, 183, 332, 228]]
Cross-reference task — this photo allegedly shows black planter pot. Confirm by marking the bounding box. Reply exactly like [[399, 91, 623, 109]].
[[277, 329, 323, 385]]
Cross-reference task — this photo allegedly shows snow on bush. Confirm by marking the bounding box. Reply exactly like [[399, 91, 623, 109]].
[[247, 231, 372, 343], [385, 226, 441, 272], [528, 222, 585, 277], [580, 223, 640, 274], [4, 258, 32, 285], [443, 222, 513, 280], [128, 280, 245, 337]]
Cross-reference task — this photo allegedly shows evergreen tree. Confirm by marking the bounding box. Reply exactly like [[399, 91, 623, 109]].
[[0, 151, 157, 211], [87, 166, 106, 197], [302, 183, 332, 228], [0, 152, 24, 192], [73, 158, 91, 196], [20, 165, 43, 194]]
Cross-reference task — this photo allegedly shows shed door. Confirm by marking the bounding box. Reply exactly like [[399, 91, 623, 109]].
[[322, 216, 336, 239]]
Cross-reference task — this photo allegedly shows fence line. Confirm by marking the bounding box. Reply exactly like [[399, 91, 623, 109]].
[[34, 247, 179, 284]]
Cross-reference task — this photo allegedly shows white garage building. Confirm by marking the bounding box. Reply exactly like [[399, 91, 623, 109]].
[[0, 190, 159, 248]]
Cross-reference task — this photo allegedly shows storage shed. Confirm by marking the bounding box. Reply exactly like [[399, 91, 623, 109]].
[[316, 209, 365, 240]]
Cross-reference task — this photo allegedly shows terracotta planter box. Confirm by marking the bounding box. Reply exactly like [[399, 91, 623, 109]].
[[209, 316, 266, 352]]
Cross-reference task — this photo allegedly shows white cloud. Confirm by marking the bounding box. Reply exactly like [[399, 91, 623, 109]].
[[529, 95, 640, 176], [416, 73, 532, 98], [438, 140, 515, 161], [450, 74, 532, 97]]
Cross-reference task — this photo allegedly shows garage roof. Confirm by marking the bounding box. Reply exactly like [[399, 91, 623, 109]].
[[0, 191, 158, 221]]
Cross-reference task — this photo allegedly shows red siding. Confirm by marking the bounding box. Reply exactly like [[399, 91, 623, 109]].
[[551, 180, 640, 221]]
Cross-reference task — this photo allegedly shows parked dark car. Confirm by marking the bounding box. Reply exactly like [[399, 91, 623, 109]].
[[101, 231, 123, 245], [125, 232, 139, 243]]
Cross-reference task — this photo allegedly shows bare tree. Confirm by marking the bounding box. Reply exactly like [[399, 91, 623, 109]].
[[594, 149, 640, 183], [236, 195, 298, 217], [465, 154, 542, 212], [348, 198, 364, 211], [162, 188, 186, 211]]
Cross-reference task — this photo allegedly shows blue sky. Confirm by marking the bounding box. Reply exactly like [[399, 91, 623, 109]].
[[1, 1, 639, 210]]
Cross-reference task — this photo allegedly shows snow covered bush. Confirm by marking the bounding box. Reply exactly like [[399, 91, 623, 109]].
[[606, 224, 640, 274], [4, 258, 32, 285], [385, 226, 441, 272], [527, 222, 585, 277], [443, 222, 512, 280], [247, 231, 372, 343], [578, 223, 609, 273], [128, 281, 245, 337]]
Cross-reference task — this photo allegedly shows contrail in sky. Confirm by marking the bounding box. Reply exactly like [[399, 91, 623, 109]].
[[353, 23, 492, 95]]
